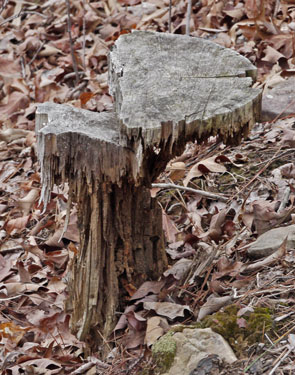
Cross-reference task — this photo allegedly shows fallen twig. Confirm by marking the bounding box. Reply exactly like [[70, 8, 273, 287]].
[[152, 183, 228, 202], [186, 0, 192, 35], [230, 145, 282, 201], [0, 9, 22, 26], [82, 0, 86, 69], [0, 0, 8, 15], [0, 10, 47, 26], [28, 41, 45, 66], [65, 0, 80, 85], [168, 0, 172, 33]]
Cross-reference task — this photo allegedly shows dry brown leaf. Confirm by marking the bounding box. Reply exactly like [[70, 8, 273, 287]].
[[252, 200, 292, 234], [5, 215, 31, 235], [130, 280, 165, 301], [0, 57, 21, 78], [39, 44, 64, 57], [223, 6, 244, 20], [262, 45, 285, 64], [125, 310, 146, 331], [281, 129, 295, 148], [0, 282, 41, 296], [244, 0, 262, 20], [143, 301, 191, 320], [167, 161, 186, 181], [0, 322, 28, 344], [9, 359, 62, 373], [18, 189, 39, 215], [280, 163, 295, 179], [197, 295, 233, 321], [162, 209, 180, 243], [184, 156, 227, 186], [145, 316, 169, 347]]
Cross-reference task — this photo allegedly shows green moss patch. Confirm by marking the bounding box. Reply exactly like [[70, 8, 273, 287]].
[[152, 332, 177, 374], [198, 304, 274, 357]]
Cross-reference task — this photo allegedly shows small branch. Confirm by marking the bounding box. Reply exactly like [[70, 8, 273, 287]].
[[66, 80, 87, 99], [152, 183, 228, 202], [0, 10, 47, 26], [24, 11, 48, 18], [278, 187, 291, 213], [28, 41, 45, 66], [186, 0, 192, 36], [230, 146, 283, 201], [168, 0, 172, 33], [20, 56, 26, 80], [0, 0, 8, 15], [63, 71, 85, 81], [0, 9, 22, 26], [65, 0, 80, 85], [268, 347, 292, 375], [82, 0, 86, 69]]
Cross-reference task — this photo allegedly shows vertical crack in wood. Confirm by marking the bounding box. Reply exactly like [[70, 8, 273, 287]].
[[67, 179, 167, 346]]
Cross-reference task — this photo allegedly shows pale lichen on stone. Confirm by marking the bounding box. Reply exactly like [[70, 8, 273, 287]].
[[152, 332, 177, 374]]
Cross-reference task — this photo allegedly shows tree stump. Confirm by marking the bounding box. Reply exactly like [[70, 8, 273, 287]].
[[35, 31, 262, 347]]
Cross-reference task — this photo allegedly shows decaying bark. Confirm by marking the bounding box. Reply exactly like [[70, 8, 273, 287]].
[[69, 181, 166, 342], [35, 31, 262, 348], [35, 103, 167, 345]]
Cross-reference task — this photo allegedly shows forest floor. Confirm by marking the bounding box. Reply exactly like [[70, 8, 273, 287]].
[[1, 0, 295, 374]]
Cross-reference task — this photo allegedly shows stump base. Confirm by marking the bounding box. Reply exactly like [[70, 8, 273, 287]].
[[66, 181, 167, 343]]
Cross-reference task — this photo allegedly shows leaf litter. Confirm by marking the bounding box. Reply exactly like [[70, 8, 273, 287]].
[[1, 0, 295, 374]]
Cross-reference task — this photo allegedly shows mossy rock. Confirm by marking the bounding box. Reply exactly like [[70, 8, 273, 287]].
[[198, 304, 274, 357], [152, 332, 177, 374]]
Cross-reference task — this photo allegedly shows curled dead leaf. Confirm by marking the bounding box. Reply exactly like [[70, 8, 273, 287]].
[[143, 301, 191, 320], [5, 215, 31, 235], [167, 161, 186, 181], [198, 295, 233, 321], [184, 156, 227, 186], [18, 189, 39, 215]]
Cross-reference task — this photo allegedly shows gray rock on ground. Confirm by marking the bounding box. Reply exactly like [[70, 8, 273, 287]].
[[247, 225, 295, 259], [262, 77, 295, 122], [153, 328, 237, 375]]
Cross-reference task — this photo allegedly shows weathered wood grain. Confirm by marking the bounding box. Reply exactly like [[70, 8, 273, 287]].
[[109, 31, 261, 149]]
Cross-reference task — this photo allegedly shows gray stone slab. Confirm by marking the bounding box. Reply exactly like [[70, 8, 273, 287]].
[[262, 77, 295, 122], [247, 225, 295, 259], [153, 328, 237, 375]]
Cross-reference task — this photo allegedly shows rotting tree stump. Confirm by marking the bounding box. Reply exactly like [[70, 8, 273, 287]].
[[35, 31, 262, 347]]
